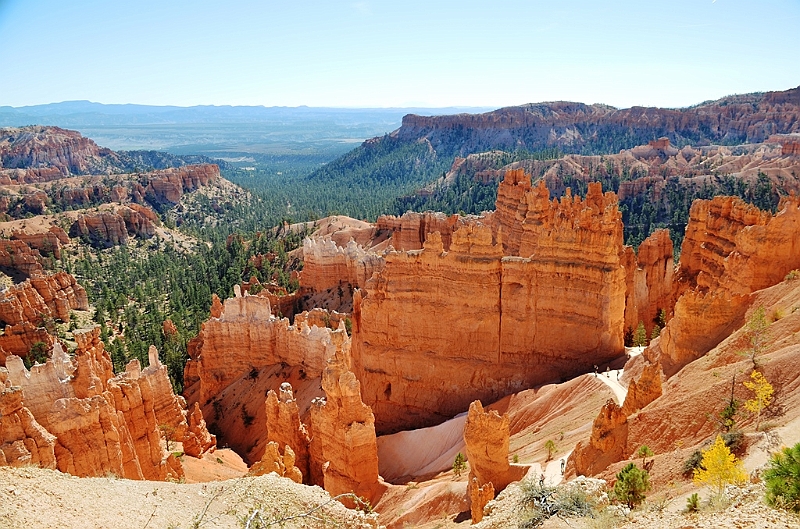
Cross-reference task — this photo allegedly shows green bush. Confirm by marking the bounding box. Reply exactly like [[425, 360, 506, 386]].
[[613, 463, 650, 508], [685, 492, 700, 512], [764, 442, 800, 512]]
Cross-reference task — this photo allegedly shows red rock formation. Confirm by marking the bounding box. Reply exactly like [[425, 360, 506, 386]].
[[309, 325, 383, 504], [0, 367, 56, 468], [0, 239, 45, 278], [300, 237, 385, 293], [648, 195, 800, 376], [145, 165, 220, 204], [183, 402, 216, 458], [2, 328, 210, 479], [265, 383, 311, 481], [782, 140, 800, 156], [248, 441, 302, 483], [185, 287, 333, 409], [0, 126, 123, 178], [463, 401, 526, 494], [375, 211, 465, 251], [622, 229, 675, 335], [10, 227, 69, 259], [0, 271, 88, 361], [621, 362, 663, 416], [118, 205, 156, 238], [568, 399, 628, 477], [353, 172, 626, 433], [468, 477, 494, 524], [70, 211, 129, 247]]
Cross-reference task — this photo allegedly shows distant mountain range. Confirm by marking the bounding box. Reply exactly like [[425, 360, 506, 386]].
[[307, 85, 800, 195]]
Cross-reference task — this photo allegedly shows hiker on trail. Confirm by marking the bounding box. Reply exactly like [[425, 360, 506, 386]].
[[560, 459, 565, 474], [539, 474, 545, 487]]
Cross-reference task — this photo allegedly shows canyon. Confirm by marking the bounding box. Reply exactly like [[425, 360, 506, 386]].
[[3, 106, 800, 528]]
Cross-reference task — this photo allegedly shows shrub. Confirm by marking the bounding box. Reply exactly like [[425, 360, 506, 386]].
[[613, 463, 650, 508], [518, 480, 595, 528], [785, 269, 800, 281], [685, 492, 700, 512], [764, 442, 800, 512]]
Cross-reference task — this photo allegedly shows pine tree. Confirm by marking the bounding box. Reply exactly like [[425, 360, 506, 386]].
[[764, 442, 800, 512], [613, 463, 650, 508]]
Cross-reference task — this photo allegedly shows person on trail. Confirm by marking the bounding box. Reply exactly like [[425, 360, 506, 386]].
[[539, 474, 545, 487], [560, 458, 565, 474]]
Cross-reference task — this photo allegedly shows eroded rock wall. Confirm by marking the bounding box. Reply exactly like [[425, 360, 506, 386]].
[[2, 328, 212, 479], [353, 172, 627, 433]]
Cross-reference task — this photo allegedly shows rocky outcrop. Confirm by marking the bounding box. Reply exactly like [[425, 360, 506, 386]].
[[10, 227, 69, 259], [622, 229, 674, 336], [375, 211, 466, 251], [184, 287, 334, 408], [568, 399, 628, 477], [353, 171, 626, 433], [0, 271, 88, 361], [0, 367, 56, 468], [463, 400, 526, 494], [70, 211, 128, 247], [621, 361, 663, 416], [309, 324, 383, 504], [183, 402, 216, 457], [2, 328, 212, 479], [144, 165, 220, 205], [265, 383, 310, 481], [118, 205, 156, 238], [648, 195, 800, 376], [0, 126, 124, 178], [469, 477, 494, 524], [248, 441, 302, 483], [300, 237, 385, 293], [0, 239, 45, 278]]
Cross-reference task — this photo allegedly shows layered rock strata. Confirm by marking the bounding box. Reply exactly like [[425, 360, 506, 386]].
[[184, 288, 335, 408], [300, 237, 385, 293], [309, 325, 383, 504], [0, 271, 89, 361], [648, 195, 800, 376], [353, 171, 627, 433], [621, 229, 674, 335]]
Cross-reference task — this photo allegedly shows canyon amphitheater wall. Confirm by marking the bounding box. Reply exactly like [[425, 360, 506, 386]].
[[352, 169, 637, 433]]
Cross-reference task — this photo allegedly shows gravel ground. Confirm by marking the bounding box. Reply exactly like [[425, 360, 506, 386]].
[[0, 466, 379, 529]]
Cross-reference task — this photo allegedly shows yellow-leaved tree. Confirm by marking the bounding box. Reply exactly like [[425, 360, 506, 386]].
[[743, 370, 773, 431], [693, 435, 747, 495]]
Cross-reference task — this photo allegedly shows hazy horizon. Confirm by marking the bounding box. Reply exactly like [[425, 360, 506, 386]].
[[1, 1, 798, 110]]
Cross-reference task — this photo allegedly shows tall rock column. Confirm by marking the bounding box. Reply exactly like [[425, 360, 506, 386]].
[[309, 322, 383, 504]]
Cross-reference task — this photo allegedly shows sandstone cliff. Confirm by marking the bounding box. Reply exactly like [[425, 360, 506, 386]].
[[0, 271, 89, 361], [0, 366, 56, 468], [648, 194, 800, 376], [0, 126, 123, 178], [622, 229, 674, 336], [353, 171, 627, 433]]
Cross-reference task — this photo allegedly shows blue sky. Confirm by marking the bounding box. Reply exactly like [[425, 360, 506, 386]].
[[0, 0, 798, 109]]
